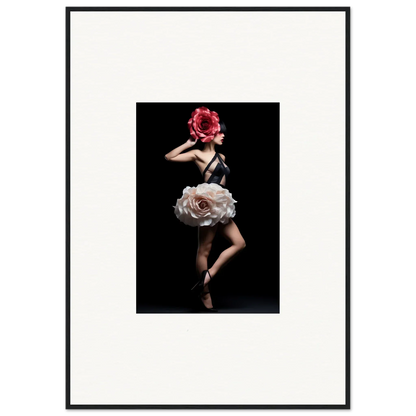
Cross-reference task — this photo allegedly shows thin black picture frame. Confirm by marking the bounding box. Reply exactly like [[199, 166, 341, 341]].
[[61, 2, 357, 414]]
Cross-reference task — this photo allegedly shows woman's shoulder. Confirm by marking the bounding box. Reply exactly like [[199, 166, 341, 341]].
[[193, 149, 219, 160], [182, 148, 202, 159], [191, 149, 203, 159], [218, 153, 225, 161]]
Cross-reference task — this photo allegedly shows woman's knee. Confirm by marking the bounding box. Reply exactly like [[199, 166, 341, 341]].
[[236, 239, 246, 251]]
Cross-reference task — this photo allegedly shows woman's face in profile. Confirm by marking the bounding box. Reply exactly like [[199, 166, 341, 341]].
[[212, 131, 225, 146]]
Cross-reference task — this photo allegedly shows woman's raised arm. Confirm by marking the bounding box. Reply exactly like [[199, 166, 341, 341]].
[[165, 137, 198, 162]]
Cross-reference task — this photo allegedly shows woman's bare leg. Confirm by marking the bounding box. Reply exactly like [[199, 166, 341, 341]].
[[196, 223, 218, 276], [207, 219, 246, 281], [196, 224, 218, 308]]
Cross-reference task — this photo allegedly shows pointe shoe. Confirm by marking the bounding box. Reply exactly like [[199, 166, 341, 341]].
[[198, 289, 218, 312], [190, 269, 212, 297]]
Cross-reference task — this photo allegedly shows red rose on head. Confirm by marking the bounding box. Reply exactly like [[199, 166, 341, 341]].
[[187, 106, 221, 143]]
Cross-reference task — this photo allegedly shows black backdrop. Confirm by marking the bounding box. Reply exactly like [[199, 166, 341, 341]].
[[136, 103, 279, 312]]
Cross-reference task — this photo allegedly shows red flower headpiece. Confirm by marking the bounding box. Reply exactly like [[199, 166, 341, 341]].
[[187, 106, 221, 143]]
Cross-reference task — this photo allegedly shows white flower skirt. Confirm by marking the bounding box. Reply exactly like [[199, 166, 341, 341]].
[[173, 182, 237, 227]]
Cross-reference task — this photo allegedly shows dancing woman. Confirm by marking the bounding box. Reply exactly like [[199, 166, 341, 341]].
[[164, 107, 246, 312]]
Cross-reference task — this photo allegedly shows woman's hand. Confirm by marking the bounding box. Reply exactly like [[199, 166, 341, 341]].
[[185, 137, 197, 147]]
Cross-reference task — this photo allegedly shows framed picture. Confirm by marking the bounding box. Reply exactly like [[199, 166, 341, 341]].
[[66, 6, 350, 409]]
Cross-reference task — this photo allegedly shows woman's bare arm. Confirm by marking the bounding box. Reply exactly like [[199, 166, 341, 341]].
[[165, 138, 198, 162]]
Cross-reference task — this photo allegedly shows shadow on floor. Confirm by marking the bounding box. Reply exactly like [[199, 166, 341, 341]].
[[137, 293, 279, 314]]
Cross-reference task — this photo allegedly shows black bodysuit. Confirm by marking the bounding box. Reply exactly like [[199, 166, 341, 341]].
[[202, 152, 230, 186]]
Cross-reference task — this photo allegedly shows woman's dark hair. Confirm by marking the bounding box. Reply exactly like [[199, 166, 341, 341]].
[[219, 120, 227, 135]]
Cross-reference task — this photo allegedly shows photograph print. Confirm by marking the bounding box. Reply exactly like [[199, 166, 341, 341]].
[[136, 103, 279, 313]]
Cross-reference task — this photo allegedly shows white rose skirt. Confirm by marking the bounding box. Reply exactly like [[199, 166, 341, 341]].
[[173, 182, 237, 227]]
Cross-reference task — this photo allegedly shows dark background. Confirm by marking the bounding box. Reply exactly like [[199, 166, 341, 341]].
[[136, 103, 279, 313]]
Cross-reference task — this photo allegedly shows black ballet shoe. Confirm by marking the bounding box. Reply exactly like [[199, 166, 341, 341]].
[[197, 290, 218, 312], [190, 269, 212, 297]]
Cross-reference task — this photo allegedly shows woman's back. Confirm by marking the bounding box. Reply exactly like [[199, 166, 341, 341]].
[[200, 152, 230, 186]]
